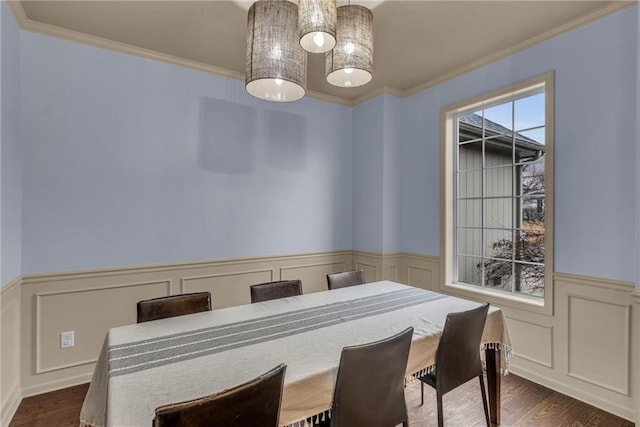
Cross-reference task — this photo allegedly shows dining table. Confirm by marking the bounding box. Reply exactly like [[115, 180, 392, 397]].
[[80, 280, 512, 427]]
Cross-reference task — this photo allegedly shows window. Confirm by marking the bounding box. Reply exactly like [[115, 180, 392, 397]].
[[441, 73, 553, 311]]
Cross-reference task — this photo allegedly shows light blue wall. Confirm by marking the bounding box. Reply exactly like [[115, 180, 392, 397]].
[[8, 3, 640, 284], [1, 1, 3, 285], [1, 1, 22, 286], [401, 5, 638, 282], [382, 94, 402, 253], [20, 31, 352, 274], [637, 3, 640, 292], [352, 96, 384, 252], [352, 94, 403, 254]]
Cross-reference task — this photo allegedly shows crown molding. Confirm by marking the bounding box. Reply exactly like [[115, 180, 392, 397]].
[[9, 3, 242, 79], [8, 1, 354, 107], [351, 86, 404, 106], [7, 0, 27, 24], [398, 1, 635, 100], [8, 0, 635, 107], [304, 90, 354, 107]]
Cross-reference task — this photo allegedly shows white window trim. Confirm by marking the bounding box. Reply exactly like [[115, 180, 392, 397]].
[[440, 72, 555, 316]]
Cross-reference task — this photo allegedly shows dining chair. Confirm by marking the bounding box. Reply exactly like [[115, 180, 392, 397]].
[[250, 279, 303, 303], [136, 292, 212, 323], [326, 326, 414, 427], [326, 270, 365, 290], [418, 303, 490, 427], [153, 363, 286, 427]]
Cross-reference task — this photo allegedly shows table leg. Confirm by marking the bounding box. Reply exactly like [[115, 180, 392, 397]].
[[485, 347, 501, 425]]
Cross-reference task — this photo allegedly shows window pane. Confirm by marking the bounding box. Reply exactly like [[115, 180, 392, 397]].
[[515, 230, 545, 263], [457, 228, 482, 257], [484, 229, 513, 260], [484, 136, 513, 167], [514, 92, 544, 131], [521, 196, 545, 224], [458, 169, 482, 199], [484, 198, 513, 228], [458, 199, 482, 227], [458, 112, 484, 143], [515, 142, 545, 164], [484, 102, 513, 133], [518, 127, 545, 145], [457, 255, 483, 286], [519, 161, 545, 196], [514, 263, 545, 297], [485, 166, 513, 197], [458, 140, 483, 170], [482, 259, 513, 291]]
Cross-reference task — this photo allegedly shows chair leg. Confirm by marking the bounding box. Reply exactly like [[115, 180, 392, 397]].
[[479, 374, 490, 426], [436, 391, 444, 427], [420, 380, 424, 406]]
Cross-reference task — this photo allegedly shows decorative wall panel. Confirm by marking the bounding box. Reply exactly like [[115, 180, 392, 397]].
[[35, 280, 171, 373], [567, 295, 630, 394], [1, 280, 21, 427], [182, 270, 273, 309], [281, 261, 348, 294], [506, 316, 553, 368]]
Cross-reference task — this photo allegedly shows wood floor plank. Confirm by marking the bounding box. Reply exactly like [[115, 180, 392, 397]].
[[8, 375, 635, 427], [9, 383, 88, 427]]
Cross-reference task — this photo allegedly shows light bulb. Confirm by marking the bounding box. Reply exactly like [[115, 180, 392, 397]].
[[313, 32, 325, 48], [274, 79, 283, 86], [345, 42, 355, 54], [344, 68, 353, 74]]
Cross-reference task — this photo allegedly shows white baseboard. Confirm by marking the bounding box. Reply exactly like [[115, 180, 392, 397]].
[[21, 372, 93, 399], [0, 383, 21, 427], [510, 363, 635, 422]]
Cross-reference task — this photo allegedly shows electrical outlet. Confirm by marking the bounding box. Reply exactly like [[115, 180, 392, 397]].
[[60, 331, 74, 349]]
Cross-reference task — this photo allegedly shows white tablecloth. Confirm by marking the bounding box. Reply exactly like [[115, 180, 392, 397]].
[[80, 281, 511, 427]]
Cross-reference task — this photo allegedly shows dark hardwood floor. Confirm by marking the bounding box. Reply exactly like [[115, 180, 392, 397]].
[[9, 374, 634, 427]]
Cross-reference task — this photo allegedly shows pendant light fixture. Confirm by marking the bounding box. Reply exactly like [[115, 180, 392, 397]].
[[298, 0, 337, 54], [325, 4, 373, 88], [245, 0, 307, 102]]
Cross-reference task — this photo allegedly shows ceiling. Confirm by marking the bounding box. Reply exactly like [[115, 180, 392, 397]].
[[15, 0, 633, 105]]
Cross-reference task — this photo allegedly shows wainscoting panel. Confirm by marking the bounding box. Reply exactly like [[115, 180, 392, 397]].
[[183, 270, 274, 309], [281, 261, 348, 294], [17, 251, 353, 397], [352, 251, 383, 283], [567, 295, 630, 394], [541, 273, 634, 420], [404, 254, 440, 291], [407, 266, 433, 290], [505, 316, 553, 368], [35, 280, 172, 373], [5, 251, 639, 424], [1, 279, 21, 427]]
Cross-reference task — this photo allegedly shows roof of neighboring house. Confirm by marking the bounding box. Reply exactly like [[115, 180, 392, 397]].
[[458, 113, 545, 159]]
